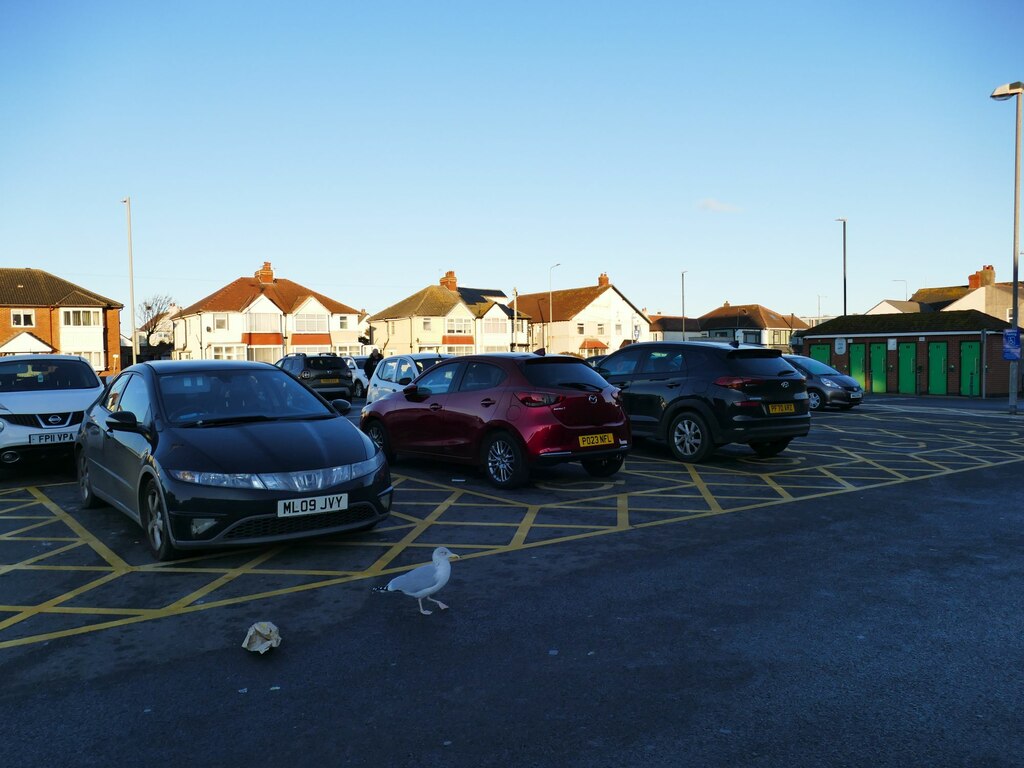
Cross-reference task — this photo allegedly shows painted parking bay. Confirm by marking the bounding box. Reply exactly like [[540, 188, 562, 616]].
[[1, 407, 1022, 649]]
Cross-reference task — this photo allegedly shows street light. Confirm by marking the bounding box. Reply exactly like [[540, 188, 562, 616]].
[[992, 81, 1023, 414], [817, 295, 827, 326], [121, 197, 138, 367], [681, 270, 688, 339], [548, 262, 560, 350], [835, 217, 847, 316], [735, 307, 747, 342], [892, 279, 908, 301]]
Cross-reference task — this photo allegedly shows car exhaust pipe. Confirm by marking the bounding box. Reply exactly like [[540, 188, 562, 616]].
[[1, 450, 20, 464]]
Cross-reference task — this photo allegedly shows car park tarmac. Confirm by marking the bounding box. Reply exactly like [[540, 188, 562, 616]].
[[2, 398, 1024, 766]]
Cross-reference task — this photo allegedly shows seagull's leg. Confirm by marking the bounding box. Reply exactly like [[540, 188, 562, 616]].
[[417, 598, 433, 615], [426, 596, 448, 610]]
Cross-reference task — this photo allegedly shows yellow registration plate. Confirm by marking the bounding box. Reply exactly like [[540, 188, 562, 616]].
[[768, 403, 795, 415], [320, 378, 340, 384], [579, 433, 614, 448]]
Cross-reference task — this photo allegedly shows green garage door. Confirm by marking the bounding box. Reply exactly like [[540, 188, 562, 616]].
[[898, 342, 917, 394], [960, 341, 980, 397], [809, 344, 831, 365], [849, 344, 866, 389], [869, 342, 887, 393], [928, 342, 947, 395]]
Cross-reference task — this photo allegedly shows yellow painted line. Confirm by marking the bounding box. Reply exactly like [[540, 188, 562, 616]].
[[616, 494, 630, 529], [510, 505, 541, 547], [0, 536, 79, 543], [0, 571, 122, 633], [4, 565, 113, 572], [0, 500, 49, 514], [366, 490, 463, 575], [0, 604, 158, 617], [28, 487, 131, 573], [0, 519, 63, 538], [165, 546, 284, 611], [0, 541, 86, 575]]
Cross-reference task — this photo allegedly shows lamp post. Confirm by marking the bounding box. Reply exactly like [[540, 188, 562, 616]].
[[681, 270, 688, 339], [735, 307, 747, 343], [548, 262, 560, 350], [892, 279, 908, 301], [121, 197, 138, 366], [817, 295, 827, 326], [991, 80, 1023, 415], [835, 217, 847, 316]]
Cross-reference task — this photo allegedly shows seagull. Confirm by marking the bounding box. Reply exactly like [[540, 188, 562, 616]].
[[378, 547, 459, 615]]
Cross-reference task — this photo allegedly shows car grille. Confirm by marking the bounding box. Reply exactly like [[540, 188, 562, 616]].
[[221, 504, 380, 540], [0, 411, 84, 428]]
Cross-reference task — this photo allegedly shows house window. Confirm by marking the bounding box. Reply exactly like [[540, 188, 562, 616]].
[[443, 345, 474, 355], [615, 322, 622, 335], [211, 344, 246, 360], [446, 318, 472, 334], [339, 316, 349, 330], [294, 313, 328, 333], [247, 347, 278, 363], [62, 309, 101, 327], [246, 313, 280, 333], [292, 345, 330, 355], [212, 313, 229, 331], [423, 318, 432, 331], [597, 323, 605, 335], [68, 351, 103, 369], [483, 318, 507, 335], [11, 310, 34, 328], [387, 321, 396, 335], [577, 323, 585, 335]]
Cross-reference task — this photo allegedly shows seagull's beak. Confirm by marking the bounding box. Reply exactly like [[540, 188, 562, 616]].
[[448, 553, 460, 560]]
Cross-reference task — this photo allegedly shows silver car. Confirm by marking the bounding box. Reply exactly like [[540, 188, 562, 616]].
[[364, 353, 450, 405]]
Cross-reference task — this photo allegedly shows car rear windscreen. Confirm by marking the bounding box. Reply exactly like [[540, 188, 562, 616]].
[[306, 358, 345, 371], [727, 351, 800, 377], [522, 359, 611, 388]]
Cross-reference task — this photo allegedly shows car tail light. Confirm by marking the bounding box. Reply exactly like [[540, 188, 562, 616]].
[[714, 376, 763, 390], [515, 391, 564, 407], [611, 388, 622, 405]]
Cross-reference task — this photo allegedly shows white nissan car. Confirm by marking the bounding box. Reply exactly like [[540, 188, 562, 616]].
[[0, 354, 105, 466]]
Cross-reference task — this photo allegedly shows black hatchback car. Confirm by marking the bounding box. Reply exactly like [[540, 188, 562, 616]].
[[275, 352, 354, 399], [596, 341, 810, 461], [76, 360, 392, 561]]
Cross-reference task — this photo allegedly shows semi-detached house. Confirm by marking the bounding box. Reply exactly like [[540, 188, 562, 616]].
[[171, 262, 363, 362]]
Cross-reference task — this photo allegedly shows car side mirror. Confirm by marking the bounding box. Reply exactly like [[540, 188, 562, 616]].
[[398, 377, 412, 386], [402, 383, 419, 396], [108, 410, 145, 435], [331, 399, 351, 415]]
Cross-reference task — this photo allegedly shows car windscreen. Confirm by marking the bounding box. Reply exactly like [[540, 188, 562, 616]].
[[788, 357, 840, 376], [157, 369, 332, 425], [726, 350, 801, 377], [0, 359, 100, 392], [521, 358, 611, 389], [306, 357, 345, 371], [414, 357, 444, 374]]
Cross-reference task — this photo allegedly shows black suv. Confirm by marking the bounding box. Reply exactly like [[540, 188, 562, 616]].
[[275, 353, 354, 400], [596, 341, 810, 461]]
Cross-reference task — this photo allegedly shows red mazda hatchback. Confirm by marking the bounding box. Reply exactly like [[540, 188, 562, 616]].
[[359, 353, 631, 488]]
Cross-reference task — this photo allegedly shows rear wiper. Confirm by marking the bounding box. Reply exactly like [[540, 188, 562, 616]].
[[556, 381, 604, 392]]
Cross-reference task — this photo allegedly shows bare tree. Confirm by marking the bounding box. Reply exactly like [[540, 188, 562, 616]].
[[137, 293, 176, 346]]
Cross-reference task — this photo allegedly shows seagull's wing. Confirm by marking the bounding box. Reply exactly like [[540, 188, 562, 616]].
[[387, 563, 440, 596]]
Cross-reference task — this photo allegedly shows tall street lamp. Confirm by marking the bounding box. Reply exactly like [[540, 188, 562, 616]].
[[122, 197, 138, 367], [992, 80, 1023, 415], [835, 217, 847, 316], [817, 294, 827, 325], [548, 262, 560, 350], [681, 270, 688, 339]]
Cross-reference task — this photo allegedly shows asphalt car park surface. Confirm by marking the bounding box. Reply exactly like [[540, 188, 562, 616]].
[[2, 397, 1023, 767]]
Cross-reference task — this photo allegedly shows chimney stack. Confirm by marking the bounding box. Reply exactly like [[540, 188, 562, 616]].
[[598, 272, 610, 287], [255, 262, 275, 284], [440, 270, 458, 291]]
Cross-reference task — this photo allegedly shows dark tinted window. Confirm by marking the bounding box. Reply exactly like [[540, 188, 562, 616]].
[[640, 349, 685, 374], [0, 358, 100, 392], [786, 356, 839, 376], [416, 364, 458, 395], [306, 357, 345, 371], [601, 348, 644, 376], [157, 369, 328, 425], [413, 357, 444, 374], [117, 374, 152, 422], [522, 359, 610, 388], [460, 362, 506, 392], [104, 374, 132, 411], [727, 350, 800, 377]]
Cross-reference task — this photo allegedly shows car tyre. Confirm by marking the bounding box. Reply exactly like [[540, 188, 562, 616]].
[[482, 431, 529, 489], [76, 449, 104, 509], [142, 479, 178, 561], [581, 454, 625, 477], [364, 419, 397, 463], [807, 389, 824, 411], [751, 438, 792, 458], [353, 381, 365, 399], [667, 412, 713, 463]]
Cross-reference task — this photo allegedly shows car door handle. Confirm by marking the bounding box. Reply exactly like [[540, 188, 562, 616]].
[[666, 383, 680, 389], [429, 403, 442, 411], [480, 398, 496, 407]]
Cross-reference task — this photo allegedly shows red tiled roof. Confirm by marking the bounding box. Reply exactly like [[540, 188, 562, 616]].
[[176, 276, 358, 318], [579, 338, 608, 350], [514, 283, 648, 324], [699, 304, 809, 331]]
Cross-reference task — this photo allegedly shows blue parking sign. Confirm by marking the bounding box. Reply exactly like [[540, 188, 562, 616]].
[[1003, 329, 1021, 361]]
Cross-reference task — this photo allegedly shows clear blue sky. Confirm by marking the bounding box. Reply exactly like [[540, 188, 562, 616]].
[[2, 0, 1022, 331]]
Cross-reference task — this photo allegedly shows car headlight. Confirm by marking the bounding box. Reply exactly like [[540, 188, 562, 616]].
[[169, 451, 385, 491], [821, 378, 841, 389]]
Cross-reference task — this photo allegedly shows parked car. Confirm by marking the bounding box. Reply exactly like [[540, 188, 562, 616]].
[[275, 352, 354, 399], [584, 354, 608, 369], [783, 354, 864, 411], [596, 341, 809, 461], [76, 360, 392, 561], [360, 352, 631, 488], [343, 355, 370, 399], [0, 354, 105, 467], [364, 353, 450, 405]]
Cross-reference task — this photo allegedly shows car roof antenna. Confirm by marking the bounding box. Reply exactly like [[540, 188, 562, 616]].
[[533, 347, 546, 356]]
